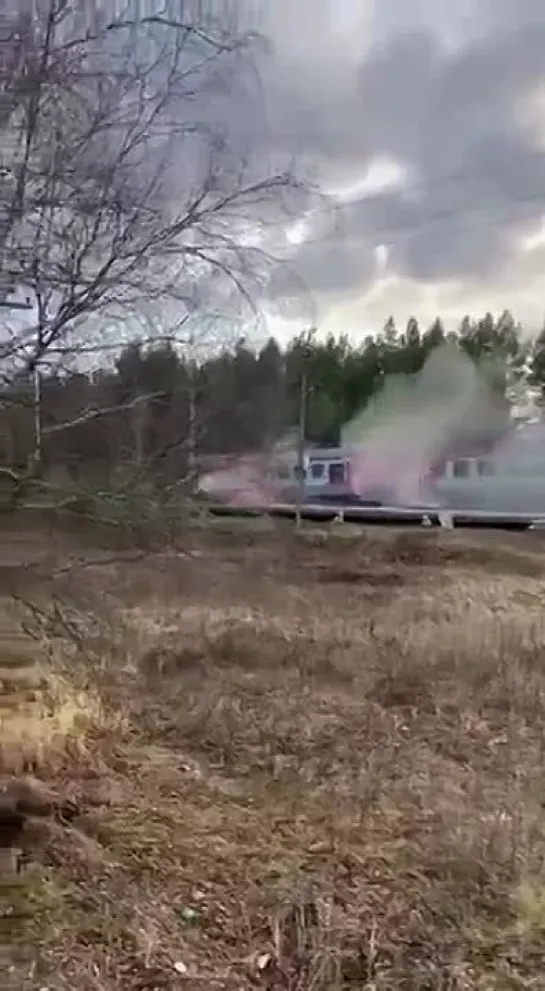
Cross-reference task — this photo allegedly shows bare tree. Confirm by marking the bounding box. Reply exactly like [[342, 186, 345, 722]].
[[106, 308, 235, 492], [0, 0, 306, 391]]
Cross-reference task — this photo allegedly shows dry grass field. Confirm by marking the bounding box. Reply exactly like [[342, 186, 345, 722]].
[[3, 519, 545, 989]]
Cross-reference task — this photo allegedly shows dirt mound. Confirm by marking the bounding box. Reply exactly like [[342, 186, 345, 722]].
[[314, 562, 404, 586], [0, 776, 79, 870], [351, 529, 545, 576]]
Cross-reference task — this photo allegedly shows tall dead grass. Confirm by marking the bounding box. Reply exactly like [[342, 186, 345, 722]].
[[3, 523, 545, 987]]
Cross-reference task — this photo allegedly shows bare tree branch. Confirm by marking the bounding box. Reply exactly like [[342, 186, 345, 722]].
[[41, 389, 166, 435], [0, 0, 309, 387]]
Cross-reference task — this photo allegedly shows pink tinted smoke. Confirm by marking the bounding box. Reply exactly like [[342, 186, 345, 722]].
[[349, 443, 431, 504], [199, 456, 279, 506]]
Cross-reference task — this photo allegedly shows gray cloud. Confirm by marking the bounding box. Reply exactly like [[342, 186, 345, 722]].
[[251, 2, 545, 314], [358, 22, 545, 283], [268, 237, 376, 318], [480, 0, 545, 29]]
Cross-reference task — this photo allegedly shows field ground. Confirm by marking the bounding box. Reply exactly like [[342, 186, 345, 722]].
[[3, 520, 545, 989]]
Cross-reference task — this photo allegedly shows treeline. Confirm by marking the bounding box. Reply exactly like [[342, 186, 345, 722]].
[[1, 309, 544, 484]]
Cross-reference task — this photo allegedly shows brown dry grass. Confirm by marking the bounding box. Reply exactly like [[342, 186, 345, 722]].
[[4, 522, 545, 989]]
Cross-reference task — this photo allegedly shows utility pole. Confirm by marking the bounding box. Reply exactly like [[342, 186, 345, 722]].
[[32, 361, 42, 469], [295, 327, 316, 526], [295, 366, 307, 523], [186, 357, 198, 492]]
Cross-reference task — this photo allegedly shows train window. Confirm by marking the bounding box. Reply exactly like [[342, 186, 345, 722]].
[[328, 461, 346, 484], [477, 459, 495, 477], [452, 459, 471, 479], [309, 461, 325, 480]]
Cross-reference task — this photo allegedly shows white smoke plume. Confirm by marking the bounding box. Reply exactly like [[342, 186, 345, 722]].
[[342, 343, 506, 504]]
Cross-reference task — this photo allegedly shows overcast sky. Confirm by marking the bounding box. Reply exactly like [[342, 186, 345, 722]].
[[252, 0, 545, 338]]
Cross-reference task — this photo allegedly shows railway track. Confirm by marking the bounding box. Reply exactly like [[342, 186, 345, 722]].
[[205, 501, 545, 532]]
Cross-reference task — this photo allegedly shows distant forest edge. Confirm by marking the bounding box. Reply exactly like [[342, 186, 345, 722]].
[[2, 310, 544, 484]]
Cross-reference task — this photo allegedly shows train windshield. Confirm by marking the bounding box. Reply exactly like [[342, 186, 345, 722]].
[[309, 461, 325, 480]]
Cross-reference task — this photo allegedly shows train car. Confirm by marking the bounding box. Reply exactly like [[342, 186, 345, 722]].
[[301, 448, 358, 503], [274, 446, 420, 506], [429, 422, 545, 513], [199, 425, 545, 513]]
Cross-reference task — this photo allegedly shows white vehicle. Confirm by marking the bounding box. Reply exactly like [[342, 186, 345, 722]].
[[430, 423, 545, 513]]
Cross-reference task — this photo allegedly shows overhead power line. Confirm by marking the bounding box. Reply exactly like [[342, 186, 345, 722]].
[[296, 184, 545, 254]]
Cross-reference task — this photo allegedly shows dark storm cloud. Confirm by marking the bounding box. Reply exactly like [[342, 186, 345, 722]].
[[268, 238, 376, 317], [257, 2, 545, 304], [357, 22, 545, 284]]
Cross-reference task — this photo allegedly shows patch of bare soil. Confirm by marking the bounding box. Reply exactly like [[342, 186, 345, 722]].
[[3, 524, 545, 988]]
